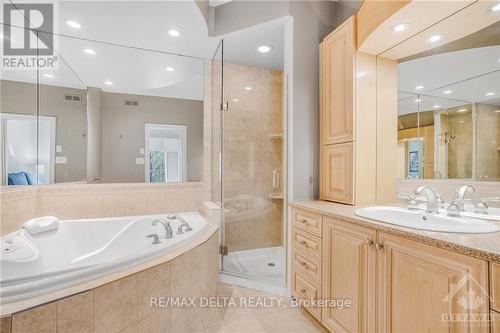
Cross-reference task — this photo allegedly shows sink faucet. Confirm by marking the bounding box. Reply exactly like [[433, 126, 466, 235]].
[[415, 186, 440, 214], [152, 218, 173, 239], [454, 185, 475, 210]]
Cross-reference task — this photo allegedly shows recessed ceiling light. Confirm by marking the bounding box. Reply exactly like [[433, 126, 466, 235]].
[[357, 71, 367, 78], [43, 73, 54, 78], [391, 23, 410, 33], [414, 98, 422, 103], [457, 108, 468, 112], [168, 29, 180, 37], [83, 48, 96, 55], [486, 92, 496, 96], [165, 67, 175, 72], [490, 2, 500, 12], [65, 20, 81, 29], [257, 44, 273, 53], [443, 90, 453, 94], [458, 120, 465, 124], [494, 110, 500, 113], [232, 98, 239, 102], [104, 81, 113, 86], [433, 105, 441, 109], [244, 86, 252, 91], [426, 34, 445, 44], [415, 85, 424, 90]]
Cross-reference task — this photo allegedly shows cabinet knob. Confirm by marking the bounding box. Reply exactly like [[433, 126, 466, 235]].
[[375, 243, 384, 250], [300, 288, 306, 294], [345, 128, 351, 134], [300, 218, 307, 223], [365, 239, 373, 246], [299, 240, 307, 246], [300, 261, 307, 266]]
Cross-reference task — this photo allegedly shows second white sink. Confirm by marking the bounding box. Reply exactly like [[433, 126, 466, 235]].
[[355, 206, 500, 234]]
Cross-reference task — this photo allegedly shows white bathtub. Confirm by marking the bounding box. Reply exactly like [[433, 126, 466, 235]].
[[0, 212, 208, 304]]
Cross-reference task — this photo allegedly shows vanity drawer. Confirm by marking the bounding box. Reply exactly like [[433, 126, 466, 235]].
[[292, 271, 322, 321], [292, 228, 322, 260], [292, 249, 321, 283], [293, 208, 322, 237], [491, 263, 500, 312]]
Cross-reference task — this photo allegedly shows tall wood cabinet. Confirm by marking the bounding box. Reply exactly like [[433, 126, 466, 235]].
[[320, 16, 397, 205], [321, 17, 355, 145]]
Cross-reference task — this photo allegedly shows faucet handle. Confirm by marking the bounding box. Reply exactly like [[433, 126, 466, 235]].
[[474, 200, 489, 214], [147, 234, 161, 244], [447, 201, 461, 217], [397, 192, 419, 210]]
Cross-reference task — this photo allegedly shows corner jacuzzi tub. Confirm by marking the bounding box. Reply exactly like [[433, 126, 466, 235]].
[[0, 212, 208, 304]]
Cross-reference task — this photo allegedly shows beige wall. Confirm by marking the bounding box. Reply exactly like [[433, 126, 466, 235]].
[[101, 92, 203, 183], [1, 80, 88, 183]]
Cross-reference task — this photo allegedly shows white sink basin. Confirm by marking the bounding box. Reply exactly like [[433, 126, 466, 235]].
[[355, 206, 500, 234]]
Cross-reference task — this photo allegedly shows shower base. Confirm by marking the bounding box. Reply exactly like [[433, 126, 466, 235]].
[[220, 246, 286, 295]]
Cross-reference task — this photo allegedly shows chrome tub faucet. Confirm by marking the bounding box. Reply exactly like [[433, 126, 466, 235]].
[[168, 214, 192, 234], [152, 218, 173, 239]]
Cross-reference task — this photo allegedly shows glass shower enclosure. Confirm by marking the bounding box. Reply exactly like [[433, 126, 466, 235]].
[[211, 25, 287, 289]]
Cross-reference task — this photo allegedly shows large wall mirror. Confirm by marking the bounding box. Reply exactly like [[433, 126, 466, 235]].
[[395, 22, 499, 181], [1, 30, 205, 186]]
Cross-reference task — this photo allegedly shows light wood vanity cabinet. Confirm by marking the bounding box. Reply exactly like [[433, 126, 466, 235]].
[[491, 263, 500, 312], [377, 232, 489, 333], [291, 209, 323, 321], [291, 207, 494, 333], [320, 17, 355, 145], [321, 143, 354, 204], [322, 217, 376, 333], [319, 15, 389, 205]]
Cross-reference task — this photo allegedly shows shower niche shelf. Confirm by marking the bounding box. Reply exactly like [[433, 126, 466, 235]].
[[269, 133, 283, 140], [268, 192, 283, 199]]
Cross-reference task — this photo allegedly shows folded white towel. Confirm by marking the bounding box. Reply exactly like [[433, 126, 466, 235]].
[[23, 216, 59, 235]]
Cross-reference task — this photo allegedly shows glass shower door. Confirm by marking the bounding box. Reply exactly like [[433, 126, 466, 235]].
[[220, 48, 285, 284]]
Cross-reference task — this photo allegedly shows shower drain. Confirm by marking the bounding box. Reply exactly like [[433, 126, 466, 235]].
[[267, 262, 276, 267]]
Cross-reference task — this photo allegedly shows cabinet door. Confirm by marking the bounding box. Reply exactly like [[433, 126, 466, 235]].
[[322, 217, 376, 333], [321, 16, 355, 145], [321, 143, 354, 204], [377, 232, 489, 333]]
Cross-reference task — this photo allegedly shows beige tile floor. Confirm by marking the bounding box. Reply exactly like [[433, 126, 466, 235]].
[[197, 283, 322, 333]]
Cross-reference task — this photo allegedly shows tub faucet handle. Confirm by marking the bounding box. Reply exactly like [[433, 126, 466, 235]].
[[147, 234, 161, 245]]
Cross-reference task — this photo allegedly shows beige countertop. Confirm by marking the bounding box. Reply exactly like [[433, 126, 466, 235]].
[[290, 200, 500, 264]]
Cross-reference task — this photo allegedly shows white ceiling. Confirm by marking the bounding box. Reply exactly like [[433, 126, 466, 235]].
[[398, 45, 500, 115], [1, 0, 285, 100]]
